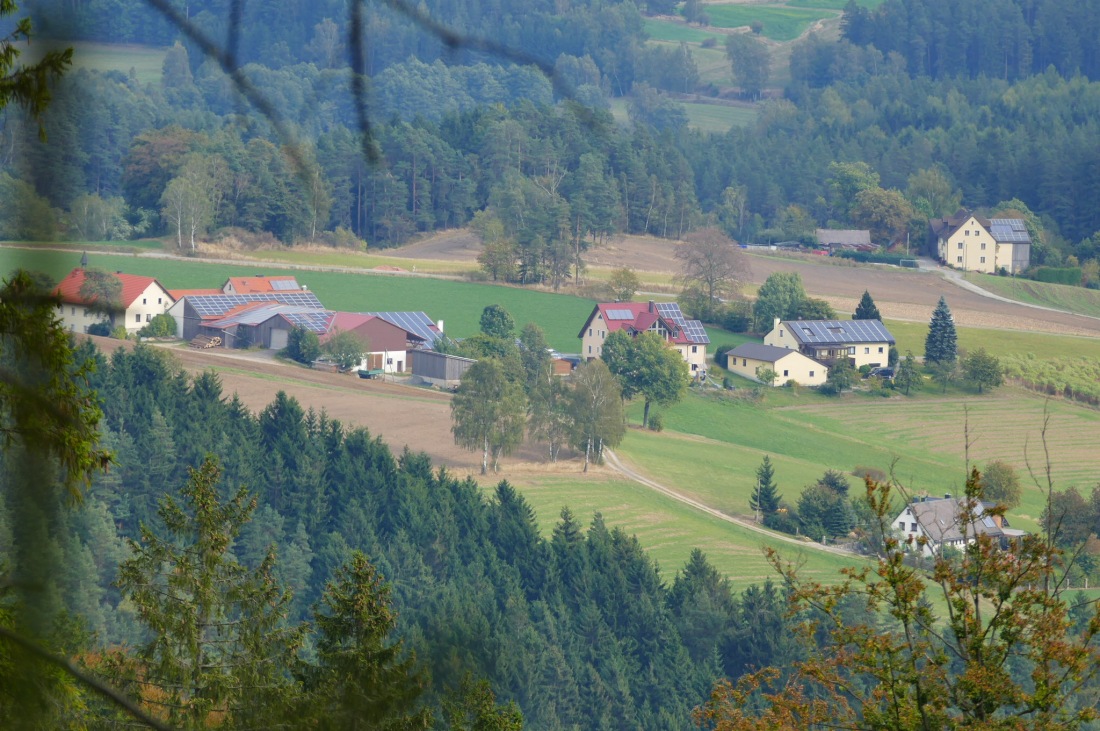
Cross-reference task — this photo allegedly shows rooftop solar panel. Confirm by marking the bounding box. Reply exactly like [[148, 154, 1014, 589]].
[[989, 219, 1031, 243], [655, 302, 687, 326], [270, 279, 301, 291], [186, 292, 324, 317], [359, 312, 440, 344], [683, 320, 710, 344], [605, 308, 635, 321]]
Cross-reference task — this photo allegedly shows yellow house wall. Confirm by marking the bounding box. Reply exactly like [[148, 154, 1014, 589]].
[[945, 218, 998, 274], [581, 311, 609, 359], [727, 352, 826, 387], [764, 322, 889, 369]]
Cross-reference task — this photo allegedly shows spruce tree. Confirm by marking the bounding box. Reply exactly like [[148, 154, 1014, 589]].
[[749, 455, 781, 521], [924, 296, 957, 364], [852, 290, 881, 320]]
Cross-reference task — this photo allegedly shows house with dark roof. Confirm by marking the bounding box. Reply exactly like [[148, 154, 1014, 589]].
[[578, 300, 710, 376], [764, 318, 894, 370], [893, 496, 1026, 557], [724, 343, 826, 387], [929, 209, 1030, 274], [53, 267, 174, 334]]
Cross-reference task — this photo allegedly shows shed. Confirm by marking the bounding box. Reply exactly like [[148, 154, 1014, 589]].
[[410, 350, 476, 388]]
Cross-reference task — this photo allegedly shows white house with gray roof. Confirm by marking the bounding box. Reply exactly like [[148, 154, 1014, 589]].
[[764, 318, 894, 370], [724, 343, 826, 387], [893, 496, 1026, 557]]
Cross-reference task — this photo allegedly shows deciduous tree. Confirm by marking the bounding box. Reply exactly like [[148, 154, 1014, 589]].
[[752, 272, 805, 332], [602, 330, 689, 428], [962, 347, 1003, 393], [675, 227, 750, 323], [286, 325, 322, 364], [981, 460, 1021, 509], [479, 304, 516, 340], [569, 359, 625, 472], [323, 328, 369, 370], [894, 349, 922, 395], [725, 34, 769, 99], [451, 359, 527, 474], [608, 266, 640, 302]]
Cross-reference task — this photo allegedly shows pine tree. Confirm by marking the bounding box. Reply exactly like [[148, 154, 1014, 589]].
[[924, 296, 957, 364], [114, 457, 303, 730], [749, 455, 781, 521], [852, 290, 881, 320]]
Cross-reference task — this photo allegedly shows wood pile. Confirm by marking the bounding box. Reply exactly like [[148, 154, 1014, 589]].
[[189, 334, 222, 349]]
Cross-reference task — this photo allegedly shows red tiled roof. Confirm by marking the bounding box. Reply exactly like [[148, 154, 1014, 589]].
[[54, 268, 168, 308], [223, 276, 300, 294], [168, 288, 222, 298], [327, 312, 375, 334]]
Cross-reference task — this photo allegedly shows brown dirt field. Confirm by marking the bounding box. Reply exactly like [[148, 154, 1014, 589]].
[[87, 336, 586, 484], [384, 231, 1100, 337]]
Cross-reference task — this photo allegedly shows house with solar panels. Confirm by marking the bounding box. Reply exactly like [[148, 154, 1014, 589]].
[[764, 318, 895, 370], [53, 267, 174, 334], [578, 301, 709, 376], [222, 275, 302, 295], [929, 210, 1031, 274]]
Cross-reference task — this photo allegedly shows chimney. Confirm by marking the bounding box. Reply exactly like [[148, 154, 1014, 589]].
[[301, 284, 308, 291], [773, 317, 780, 330], [436, 320, 444, 332], [648, 300, 655, 313]]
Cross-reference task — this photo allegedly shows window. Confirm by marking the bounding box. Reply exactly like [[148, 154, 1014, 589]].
[[878, 347, 884, 353], [779, 330, 783, 337], [158, 297, 162, 304], [588, 345, 592, 354], [957, 242, 964, 249], [910, 522, 917, 532], [809, 370, 815, 378], [783, 369, 789, 377], [600, 330, 604, 337], [71, 307, 76, 315], [864, 347, 870, 354], [980, 256, 986, 264], [965, 230, 970, 236], [980, 242, 986, 250], [145, 313, 151, 322], [142, 298, 147, 304], [691, 364, 697, 371], [386, 357, 393, 365], [898, 521, 905, 529], [691, 345, 697, 353], [83, 309, 89, 316], [847, 347, 855, 355], [742, 359, 747, 366], [956, 256, 963, 263], [588, 328, 592, 336], [135, 314, 141, 323]]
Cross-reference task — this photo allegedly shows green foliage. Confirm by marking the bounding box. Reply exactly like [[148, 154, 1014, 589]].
[[451, 359, 527, 474], [322, 328, 368, 370], [980, 460, 1022, 510], [793, 296, 835, 320], [894, 350, 922, 395], [303, 551, 432, 730], [86, 320, 112, 336], [607, 267, 640, 302], [647, 411, 663, 432], [852, 290, 881, 321], [961, 347, 1004, 394], [285, 325, 321, 364], [836, 250, 913, 265], [78, 267, 122, 310], [569, 359, 625, 470], [824, 357, 853, 394], [1001, 354, 1100, 406], [137, 312, 175, 338], [749, 455, 781, 520], [752, 272, 806, 332], [924, 296, 957, 364], [114, 457, 303, 729], [1033, 266, 1083, 286], [602, 330, 690, 428], [929, 359, 960, 393], [479, 304, 516, 340], [755, 365, 777, 387], [444, 677, 523, 731], [724, 33, 769, 98]]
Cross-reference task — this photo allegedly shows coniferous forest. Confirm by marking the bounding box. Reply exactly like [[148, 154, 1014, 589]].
[[0, 342, 805, 728]]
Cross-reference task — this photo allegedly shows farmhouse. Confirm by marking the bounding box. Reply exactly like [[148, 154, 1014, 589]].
[[579, 301, 709, 376], [321, 312, 426, 373], [893, 496, 1026, 557], [929, 209, 1031, 274], [724, 343, 826, 387], [764, 318, 894, 370], [53, 267, 174, 335]]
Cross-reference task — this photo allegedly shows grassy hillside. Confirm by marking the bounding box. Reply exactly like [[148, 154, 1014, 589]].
[[702, 6, 833, 41], [963, 273, 1100, 319]]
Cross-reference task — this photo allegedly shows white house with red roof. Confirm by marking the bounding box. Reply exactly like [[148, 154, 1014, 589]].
[[53, 267, 174, 334], [578, 300, 709, 375]]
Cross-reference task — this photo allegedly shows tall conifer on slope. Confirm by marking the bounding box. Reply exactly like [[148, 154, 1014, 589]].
[[749, 455, 781, 522], [852, 290, 881, 320], [924, 296, 957, 364]]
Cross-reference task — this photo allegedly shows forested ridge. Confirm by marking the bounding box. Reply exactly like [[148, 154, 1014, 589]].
[[0, 342, 804, 728], [3, 0, 1100, 273]]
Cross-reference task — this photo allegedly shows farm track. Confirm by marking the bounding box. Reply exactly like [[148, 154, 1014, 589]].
[[602, 447, 856, 556]]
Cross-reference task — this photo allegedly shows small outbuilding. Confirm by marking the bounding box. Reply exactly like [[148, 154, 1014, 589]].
[[410, 350, 476, 388]]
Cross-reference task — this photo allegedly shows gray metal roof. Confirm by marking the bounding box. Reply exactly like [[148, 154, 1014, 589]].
[[726, 343, 817, 363], [989, 218, 1031, 243], [905, 498, 1004, 544], [815, 229, 871, 247], [784, 319, 895, 345], [358, 311, 440, 344]]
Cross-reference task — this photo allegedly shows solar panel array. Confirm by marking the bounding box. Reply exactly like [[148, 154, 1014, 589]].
[[682, 319, 710, 344], [655, 302, 686, 326], [989, 219, 1031, 243], [186, 292, 324, 317], [270, 279, 301, 291], [282, 310, 334, 332], [605, 308, 635, 321], [789, 319, 893, 344], [360, 312, 440, 344]]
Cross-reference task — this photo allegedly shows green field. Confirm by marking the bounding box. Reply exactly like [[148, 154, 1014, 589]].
[[514, 473, 864, 591], [883, 318, 1100, 362], [787, 0, 883, 9], [702, 6, 834, 41], [964, 273, 1100, 319], [0, 247, 599, 351], [21, 41, 167, 85], [681, 101, 756, 131], [643, 19, 725, 44]]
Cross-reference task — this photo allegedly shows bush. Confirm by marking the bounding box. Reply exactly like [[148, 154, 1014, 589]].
[[713, 343, 740, 368], [139, 313, 177, 338], [721, 301, 753, 333], [647, 412, 664, 432], [1033, 266, 1083, 285], [700, 37, 717, 48], [763, 508, 800, 535], [852, 465, 887, 484], [722, 376, 733, 390], [111, 325, 129, 340], [86, 321, 112, 336]]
